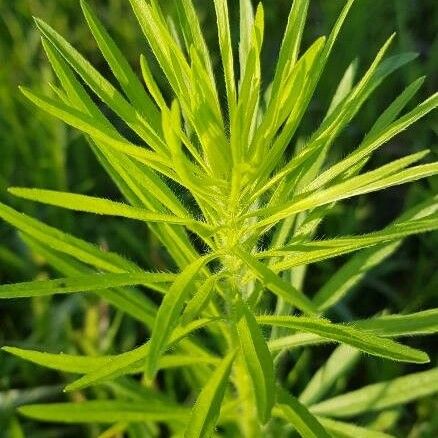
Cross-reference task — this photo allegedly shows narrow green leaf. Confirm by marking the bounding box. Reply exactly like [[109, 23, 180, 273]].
[[251, 37, 325, 177], [237, 301, 275, 424], [21, 234, 157, 325], [275, 387, 331, 438], [2, 344, 217, 376], [184, 350, 236, 438], [19, 401, 188, 424], [326, 59, 358, 117], [251, 162, 438, 230], [129, 0, 191, 102], [41, 35, 190, 222], [257, 316, 429, 363], [175, 0, 215, 84], [234, 247, 317, 315], [20, 87, 173, 178], [269, 333, 324, 352], [41, 33, 206, 265], [259, 52, 420, 200], [146, 254, 216, 378], [310, 368, 438, 418], [309, 91, 438, 191], [318, 418, 394, 438], [269, 0, 309, 103], [299, 345, 360, 406], [7, 417, 25, 438], [2, 345, 146, 375], [367, 76, 425, 140], [8, 188, 211, 235], [268, 309, 438, 353], [268, 214, 438, 272], [0, 272, 173, 299], [254, 0, 354, 178], [239, 0, 254, 81], [310, 33, 397, 149], [161, 101, 217, 202], [140, 54, 167, 110], [66, 318, 215, 391], [159, 354, 219, 370], [213, 0, 237, 115], [313, 195, 438, 310], [131, 0, 227, 174], [90, 140, 189, 218], [230, 4, 263, 171], [0, 202, 141, 273], [89, 141, 200, 270], [35, 17, 164, 150], [181, 275, 218, 325], [80, 0, 161, 130], [353, 308, 438, 337]]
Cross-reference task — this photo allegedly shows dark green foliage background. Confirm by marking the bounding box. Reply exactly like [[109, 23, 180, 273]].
[[0, 0, 436, 436]]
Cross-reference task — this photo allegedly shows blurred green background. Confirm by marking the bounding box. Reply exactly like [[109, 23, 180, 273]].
[[0, 0, 437, 436]]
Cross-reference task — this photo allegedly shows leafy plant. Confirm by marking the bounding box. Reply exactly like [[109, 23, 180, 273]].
[[1, 0, 437, 436]]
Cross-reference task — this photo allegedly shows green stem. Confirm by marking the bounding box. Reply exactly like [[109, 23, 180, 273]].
[[224, 275, 262, 437]]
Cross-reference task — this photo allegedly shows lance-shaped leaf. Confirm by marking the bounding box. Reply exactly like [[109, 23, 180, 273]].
[[41, 37, 188, 219], [41, 34, 203, 268], [237, 301, 275, 424], [310, 368, 438, 418], [90, 142, 199, 270], [145, 254, 216, 379], [66, 318, 214, 391], [318, 418, 394, 438], [21, 234, 157, 325], [0, 202, 140, 273], [0, 272, 173, 299], [250, 161, 438, 230], [140, 54, 167, 110], [326, 59, 358, 118], [238, 0, 254, 80], [257, 316, 429, 363], [268, 0, 309, 103], [184, 350, 236, 438], [213, 0, 237, 115], [308, 91, 438, 191], [252, 0, 355, 177], [268, 309, 438, 353], [230, 3, 263, 170], [34, 17, 164, 150], [3, 317, 214, 393], [128, 0, 190, 102], [8, 188, 213, 238], [266, 213, 438, 272], [234, 247, 317, 315], [181, 275, 219, 325], [251, 37, 325, 178], [313, 195, 438, 310], [275, 387, 331, 438], [352, 308, 438, 336], [3, 340, 217, 377], [299, 345, 360, 406], [175, 0, 215, 84], [80, 0, 161, 129], [269, 333, 324, 352], [20, 87, 172, 177], [19, 401, 189, 424], [3, 344, 148, 375]]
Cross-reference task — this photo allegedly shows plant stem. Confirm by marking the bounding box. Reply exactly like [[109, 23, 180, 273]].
[[224, 274, 262, 437]]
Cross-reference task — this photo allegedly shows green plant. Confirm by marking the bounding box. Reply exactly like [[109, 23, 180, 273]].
[[1, 0, 437, 436]]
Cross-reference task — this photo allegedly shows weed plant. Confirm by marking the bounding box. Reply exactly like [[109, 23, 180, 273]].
[[0, 0, 437, 437]]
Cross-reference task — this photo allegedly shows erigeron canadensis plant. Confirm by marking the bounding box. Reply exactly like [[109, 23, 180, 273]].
[[1, 0, 438, 436]]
